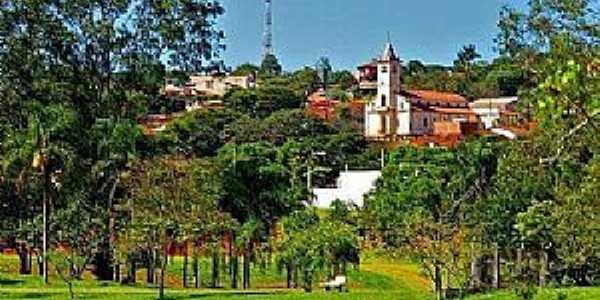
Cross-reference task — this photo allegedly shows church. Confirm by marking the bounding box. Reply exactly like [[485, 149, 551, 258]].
[[362, 42, 476, 140]]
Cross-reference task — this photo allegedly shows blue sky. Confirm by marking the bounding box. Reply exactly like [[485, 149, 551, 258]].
[[218, 0, 527, 71]]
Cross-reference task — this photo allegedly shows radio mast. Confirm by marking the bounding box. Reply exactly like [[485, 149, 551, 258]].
[[263, 0, 273, 57]]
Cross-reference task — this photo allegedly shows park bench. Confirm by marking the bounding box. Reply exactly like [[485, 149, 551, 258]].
[[324, 275, 347, 292]]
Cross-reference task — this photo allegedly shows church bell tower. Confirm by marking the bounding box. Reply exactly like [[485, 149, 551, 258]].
[[364, 41, 402, 140]]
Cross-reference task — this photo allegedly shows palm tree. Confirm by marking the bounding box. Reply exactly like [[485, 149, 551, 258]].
[[2, 104, 76, 284], [236, 218, 263, 289]]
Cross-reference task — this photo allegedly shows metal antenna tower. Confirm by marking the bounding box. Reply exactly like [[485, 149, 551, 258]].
[[263, 0, 273, 57]]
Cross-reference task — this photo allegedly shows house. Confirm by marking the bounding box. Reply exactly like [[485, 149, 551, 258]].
[[356, 62, 378, 91], [163, 74, 256, 97], [307, 90, 339, 121], [363, 42, 479, 140], [469, 97, 520, 129], [306, 90, 366, 131]]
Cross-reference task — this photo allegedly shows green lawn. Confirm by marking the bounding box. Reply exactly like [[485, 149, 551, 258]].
[[0, 253, 433, 299], [2, 253, 600, 300], [465, 288, 600, 300]]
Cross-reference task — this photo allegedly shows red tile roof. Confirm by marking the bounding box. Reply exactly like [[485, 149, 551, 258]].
[[406, 90, 468, 105], [431, 107, 475, 115], [358, 62, 377, 69]]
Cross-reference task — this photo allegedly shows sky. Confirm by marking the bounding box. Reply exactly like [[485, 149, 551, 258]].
[[218, 0, 528, 71]]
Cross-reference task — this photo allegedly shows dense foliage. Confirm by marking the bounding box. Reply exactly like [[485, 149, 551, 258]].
[[0, 0, 597, 299], [362, 1, 599, 300]]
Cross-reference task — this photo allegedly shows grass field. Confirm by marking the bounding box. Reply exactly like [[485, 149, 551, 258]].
[[466, 288, 600, 300], [2, 253, 600, 299], [0, 253, 433, 300]]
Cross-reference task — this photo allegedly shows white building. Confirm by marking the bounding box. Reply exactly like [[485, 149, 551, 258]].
[[164, 74, 256, 97], [470, 97, 519, 129], [364, 43, 402, 139], [364, 43, 472, 140], [313, 170, 382, 208]]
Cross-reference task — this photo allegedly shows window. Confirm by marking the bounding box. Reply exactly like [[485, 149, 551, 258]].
[[206, 81, 214, 89], [423, 118, 428, 128], [399, 102, 404, 111], [381, 66, 388, 73], [381, 95, 387, 107]]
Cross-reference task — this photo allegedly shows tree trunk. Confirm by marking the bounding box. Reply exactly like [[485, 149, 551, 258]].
[[42, 175, 48, 284], [231, 255, 239, 289], [221, 251, 228, 282], [333, 262, 339, 278], [183, 250, 188, 288], [228, 236, 233, 280], [129, 259, 136, 284], [516, 244, 523, 273], [159, 245, 167, 300], [539, 250, 548, 287], [193, 254, 200, 288], [434, 264, 442, 300], [147, 248, 155, 284], [293, 264, 299, 288], [211, 251, 220, 288], [286, 263, 293, 289], [67, 281, 74, 300], [493, 244, 500, 289], [38, 253, 43, 276], [18, 244, 31, 274], [242, 252, 250, 289], [470, 255, 481, 290], [27, 248, 32, 274], [114, 262, 120, 283], [303, 269, 312, 293], [101, 177, 119, 282]]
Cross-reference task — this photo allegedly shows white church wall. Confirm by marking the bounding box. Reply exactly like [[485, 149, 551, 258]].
[[365, 108, 383, 138], [396, 95, 411, 135]]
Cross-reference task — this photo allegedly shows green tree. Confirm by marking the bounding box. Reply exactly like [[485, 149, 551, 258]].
[[260, 54, 283, 76], [277, 208, 359, 292], [217, 142, 302, 288], [159, 109, 244, 156], [330, 70, 357, 90], [91, 119, 143, 279], [232, 63, 260, 76], [315, 57, 333, 90], [407, 60, 427, 75], [454, 45, 482, 71], [124, 157, 223, 298], [223, 86, 302, 118], [365, 139, 499, 299], [291, 67, 320, 95], [0, 0, 227, 281], [1, 104, 78, 283]]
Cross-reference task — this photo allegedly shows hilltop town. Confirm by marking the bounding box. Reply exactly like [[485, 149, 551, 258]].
[[0, 1, 597, 300]]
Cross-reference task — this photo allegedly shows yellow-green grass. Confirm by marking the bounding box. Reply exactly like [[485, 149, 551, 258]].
[[4, 253, 600, 300], [0, 253, 434, 299], [465, 288, 600, 300]]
